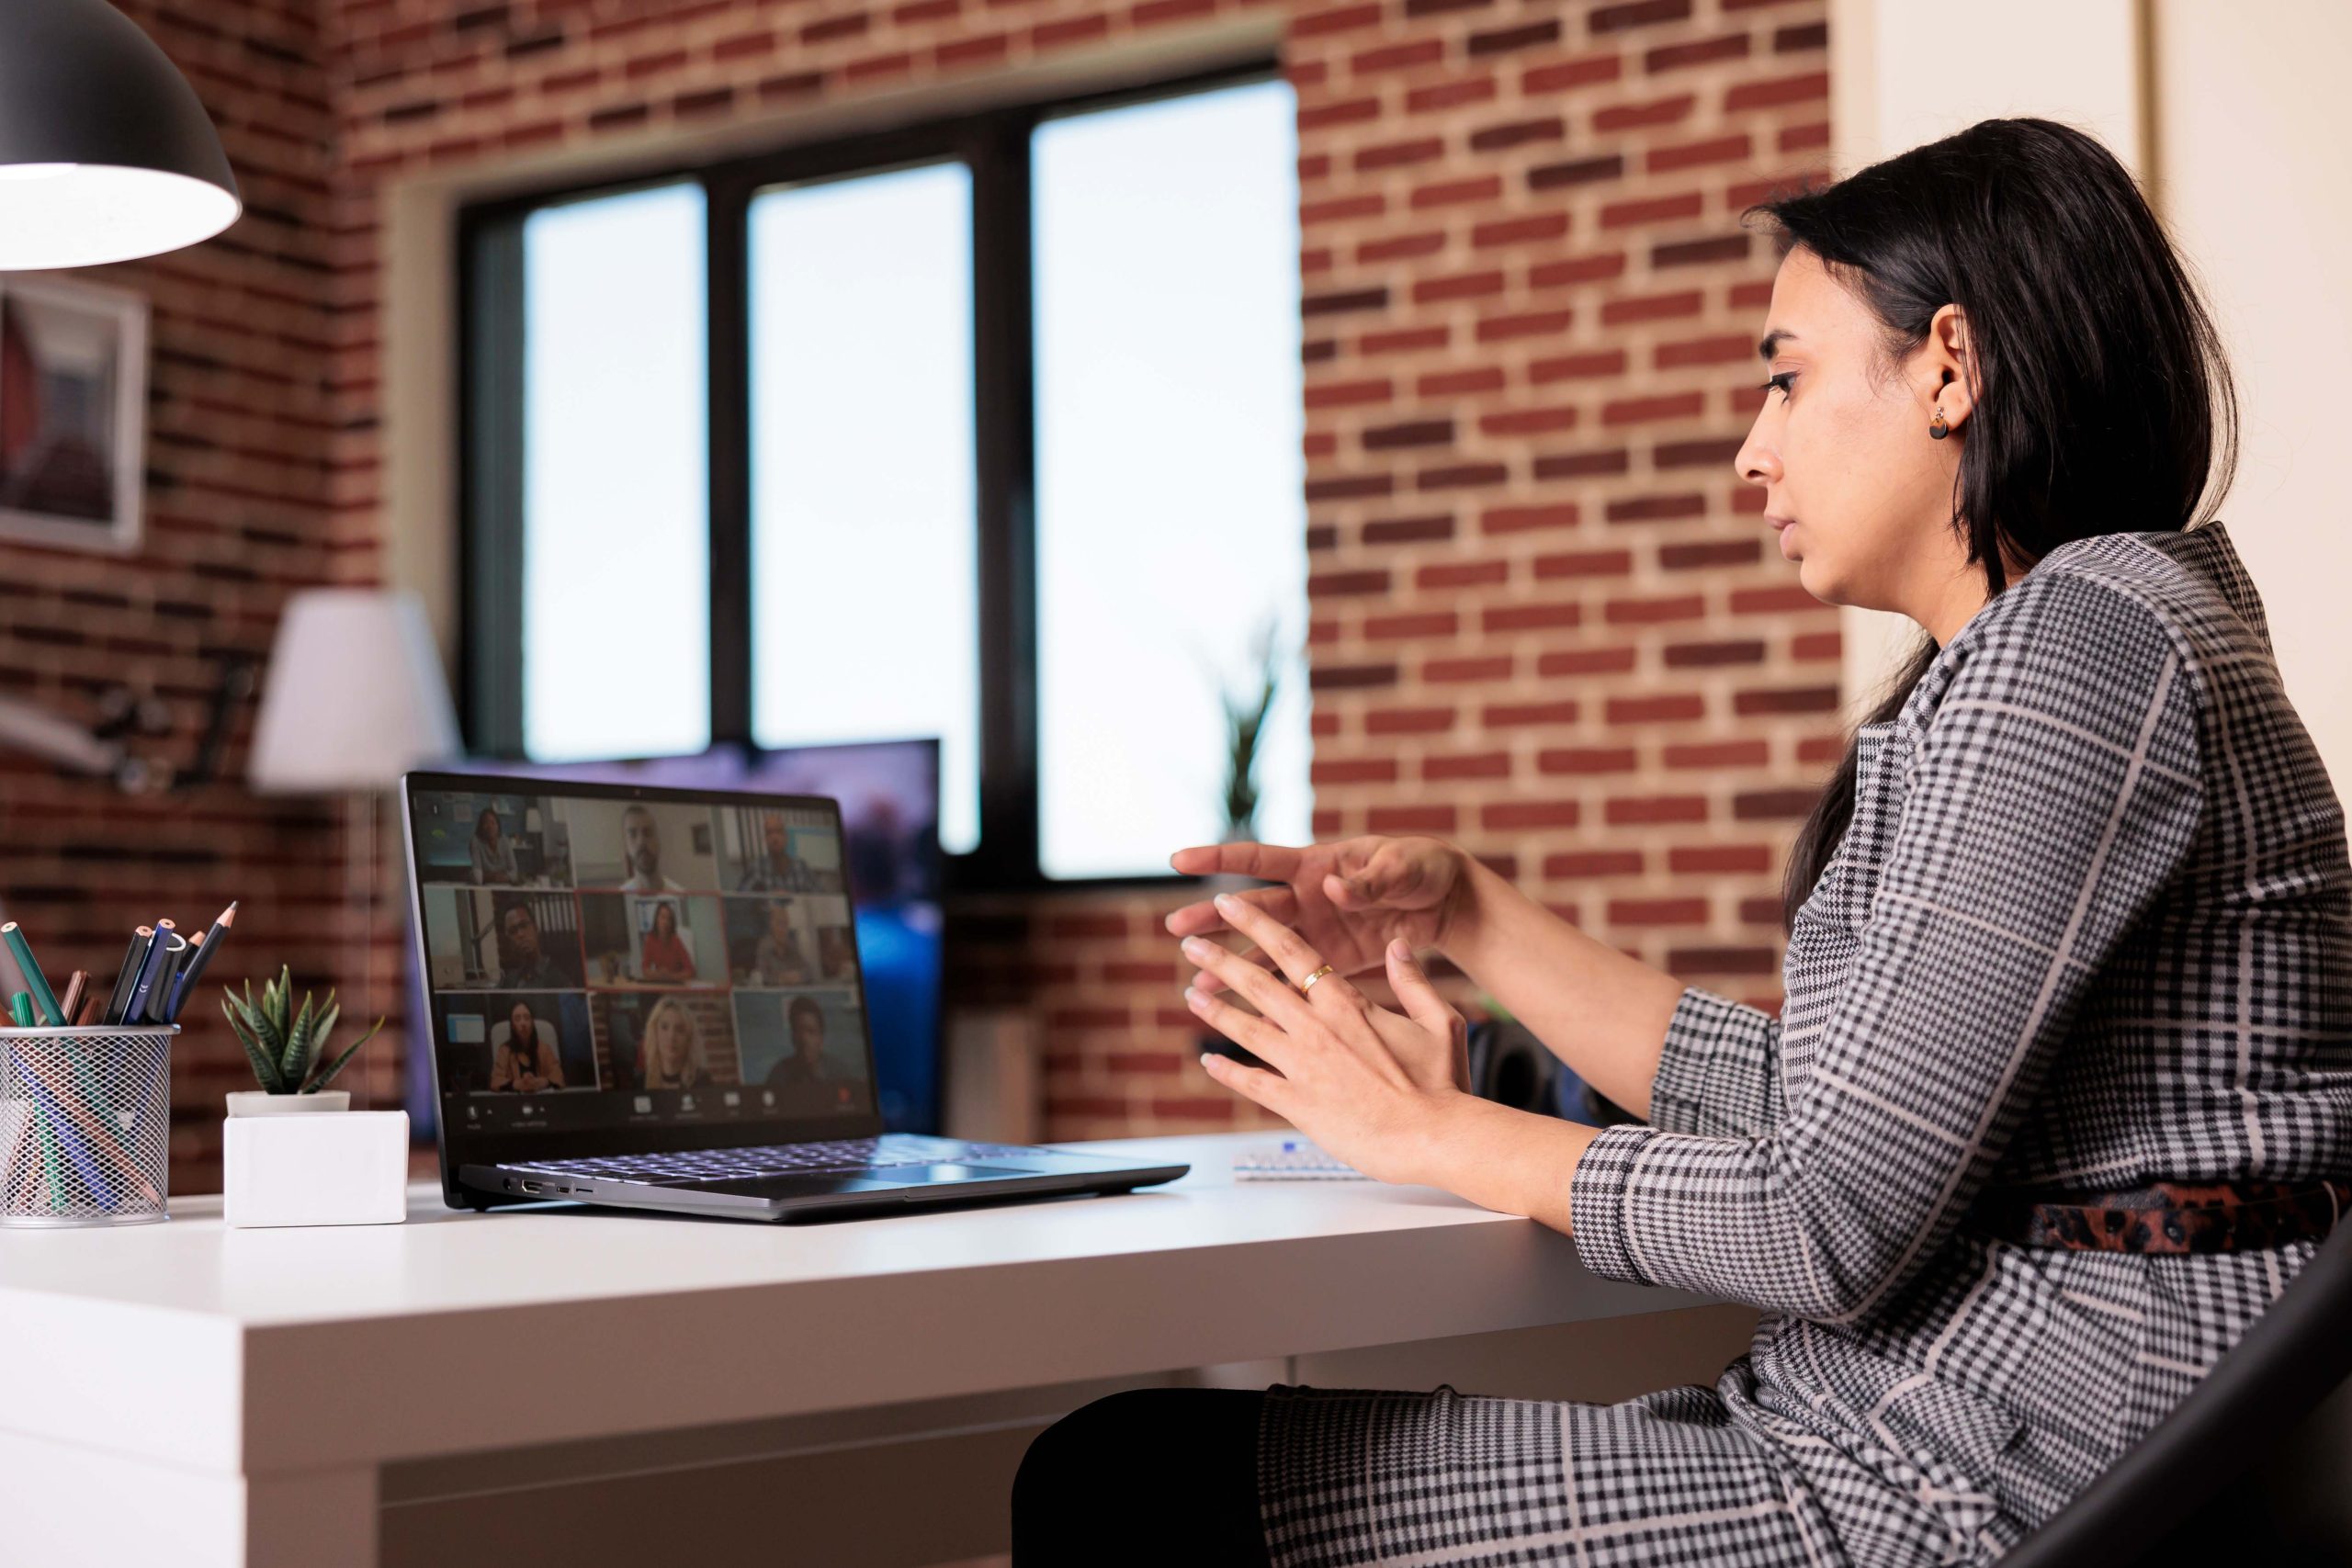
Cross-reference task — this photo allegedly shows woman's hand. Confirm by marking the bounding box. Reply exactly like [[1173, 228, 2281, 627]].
[[1182, 893, 1476, 1185], [1166, 836, 1473, 998]]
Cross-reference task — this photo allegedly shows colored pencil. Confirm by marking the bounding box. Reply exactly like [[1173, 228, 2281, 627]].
[[2, 923, 62, 1026], [164, 902, 236, 1023]]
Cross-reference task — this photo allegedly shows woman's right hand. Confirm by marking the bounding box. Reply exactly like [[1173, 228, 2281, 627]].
[[1166, 836, 1474, 996]]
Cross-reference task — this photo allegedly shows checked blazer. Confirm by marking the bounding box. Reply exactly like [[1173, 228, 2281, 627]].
[[1256, 521, 2352, 1567]]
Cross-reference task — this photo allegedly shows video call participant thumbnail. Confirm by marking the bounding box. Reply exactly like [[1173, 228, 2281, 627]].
[[492, 1000, 568, 1092], [436, 992, 596, 1096], [619, 804, 684, 893], [493, 894, 583, 989], [638, 899, 696, 984], [734, 989, 862, 1096]]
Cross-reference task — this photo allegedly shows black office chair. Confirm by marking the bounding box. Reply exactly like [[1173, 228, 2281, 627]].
[[1999, 1209, 2352, 1566]]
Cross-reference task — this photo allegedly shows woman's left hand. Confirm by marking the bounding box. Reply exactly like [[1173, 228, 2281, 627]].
[[1182, 892, 1474, 1188]]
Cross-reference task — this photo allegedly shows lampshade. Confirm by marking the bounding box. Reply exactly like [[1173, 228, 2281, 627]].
[[0, 0, 242, 269], [250, 590, 461, 794]]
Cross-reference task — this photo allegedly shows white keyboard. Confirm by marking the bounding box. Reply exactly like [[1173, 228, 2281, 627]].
[[1233, 1140, 1364, 1181]]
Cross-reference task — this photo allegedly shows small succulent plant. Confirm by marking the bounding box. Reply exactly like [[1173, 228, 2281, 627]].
[[222, 965, 385, 1095]]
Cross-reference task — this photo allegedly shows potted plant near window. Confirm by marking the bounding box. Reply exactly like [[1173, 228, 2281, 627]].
[[220, 967, 406, 1226]]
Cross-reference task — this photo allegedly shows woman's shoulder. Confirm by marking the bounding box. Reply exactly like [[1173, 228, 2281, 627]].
[[1905, 523, 2268, 732]]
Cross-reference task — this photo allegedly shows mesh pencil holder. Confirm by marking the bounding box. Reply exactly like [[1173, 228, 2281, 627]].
[[0, 1026, 175, 1227]]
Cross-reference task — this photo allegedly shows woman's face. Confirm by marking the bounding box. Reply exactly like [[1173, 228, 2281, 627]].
[[791, 1008, 825, 1058], [480, 810, 501, 842], [654, 904, 676, 937], [655, 1007, 690, 1068], [508, 1005, 533, 1043], [1735, 246, 1977, 617]]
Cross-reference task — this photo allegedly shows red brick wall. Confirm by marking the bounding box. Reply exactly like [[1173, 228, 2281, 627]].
[[0, 0, 406, 1190], [989, 0, 1843, 1137], [0, 0, 1839, 1187]]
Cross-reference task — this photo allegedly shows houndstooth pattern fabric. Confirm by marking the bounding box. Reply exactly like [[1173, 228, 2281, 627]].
[[1257, 522, 2352, 1566]]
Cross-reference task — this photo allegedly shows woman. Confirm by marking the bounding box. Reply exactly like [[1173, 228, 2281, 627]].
[[469, 806, 519, 886], [489, 1002, 563, 1093], [638, 996, 705, 1090], [638, 899, 696, 984], [1013, 118, 2352, 1566]]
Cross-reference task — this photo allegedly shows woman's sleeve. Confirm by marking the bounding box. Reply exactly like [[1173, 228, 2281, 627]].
[[1644, 987, 1786, 1136], [1568, 580, 2203, 1322]]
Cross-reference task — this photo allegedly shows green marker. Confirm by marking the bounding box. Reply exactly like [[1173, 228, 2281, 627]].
[[3, 923, 62, 1025], [9, 991, 34, 1027]]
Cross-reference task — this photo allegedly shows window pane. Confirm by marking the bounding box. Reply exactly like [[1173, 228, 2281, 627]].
[[749, 164, 978, 855], [1034, 81, 1309, 880], [521, 184, 710, 761]]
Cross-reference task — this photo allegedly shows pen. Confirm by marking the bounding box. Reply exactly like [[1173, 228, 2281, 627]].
[[134, 928, 187, 1026], [103, 926, 155, 1026], [164, 901, 235, 1022], [3, 923, 63, 1026], [119, 921, 175, 1027], [9, 992, 32, 1027]]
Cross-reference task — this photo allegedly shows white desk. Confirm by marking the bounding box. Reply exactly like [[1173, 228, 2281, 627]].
[[0, 1133, 1730, 1567]]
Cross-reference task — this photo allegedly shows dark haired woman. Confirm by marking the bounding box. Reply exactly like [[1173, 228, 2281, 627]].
[[469, 805, 520, 886], [1012, 118, 2352, 1566], [491, 1002, 563, 1093]]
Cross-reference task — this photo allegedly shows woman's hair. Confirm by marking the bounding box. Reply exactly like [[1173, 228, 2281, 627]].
[[1744, 117, 2239, 928], [505, 1003, 541, 1069], [651, 900, 678, 937]]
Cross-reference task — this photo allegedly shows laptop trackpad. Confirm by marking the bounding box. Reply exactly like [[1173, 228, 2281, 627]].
[[680, 1164, 1035, 1200]]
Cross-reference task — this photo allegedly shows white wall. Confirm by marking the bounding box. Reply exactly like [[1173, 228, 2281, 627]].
[[2150, 0, 2352, 800], [1825, 0, 2349, 807], [1825, 0, 2144, 725]]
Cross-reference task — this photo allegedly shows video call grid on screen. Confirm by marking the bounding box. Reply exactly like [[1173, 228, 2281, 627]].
[[407, 778, 876, 1138]]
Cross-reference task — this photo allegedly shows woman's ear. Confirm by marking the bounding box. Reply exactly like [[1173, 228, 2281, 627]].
[[1927, 302, 1978, 434]]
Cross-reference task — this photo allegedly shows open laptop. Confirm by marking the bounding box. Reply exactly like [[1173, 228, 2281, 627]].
[[401, 770, 1187, 1222]]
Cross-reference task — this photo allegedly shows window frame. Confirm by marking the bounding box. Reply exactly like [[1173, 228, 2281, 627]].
[[457, 57, 1286, 893]]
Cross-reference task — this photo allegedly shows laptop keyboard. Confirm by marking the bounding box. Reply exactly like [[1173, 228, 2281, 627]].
[[512, 1136, 1045, 1186]]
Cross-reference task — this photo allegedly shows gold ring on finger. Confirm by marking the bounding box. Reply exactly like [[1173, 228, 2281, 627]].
[[1295, 963, 1337, 996]]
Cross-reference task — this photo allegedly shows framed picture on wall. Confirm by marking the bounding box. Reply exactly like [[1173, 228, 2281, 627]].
[[0, 275, 148, 554]]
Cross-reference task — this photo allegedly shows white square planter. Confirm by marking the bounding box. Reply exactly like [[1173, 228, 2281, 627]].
[[223, 1108, 410, 1228]]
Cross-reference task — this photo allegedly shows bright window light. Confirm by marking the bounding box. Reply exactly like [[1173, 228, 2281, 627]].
[[1033, 80, 1310, 879], [521, 183, 711, 762], [747, 163, 979, 855]]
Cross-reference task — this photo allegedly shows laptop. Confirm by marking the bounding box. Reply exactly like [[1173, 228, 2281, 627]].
[[400, 770, 1187, 1222]]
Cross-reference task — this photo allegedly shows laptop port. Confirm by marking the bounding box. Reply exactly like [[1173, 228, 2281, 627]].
[[521, 1180, 546, 1194]]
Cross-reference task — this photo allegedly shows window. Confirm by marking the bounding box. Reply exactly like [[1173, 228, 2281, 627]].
[[748, 164, 980, 853], [460, 64, 1306, 886], [1033, 84, 1307, 878], [518, 184, 709, 763]]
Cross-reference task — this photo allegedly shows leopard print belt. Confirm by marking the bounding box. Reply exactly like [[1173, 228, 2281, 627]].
[[1967, 1177, 2352, 1254]]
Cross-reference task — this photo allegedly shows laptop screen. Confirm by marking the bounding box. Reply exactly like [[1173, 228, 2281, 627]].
[[402, 773, 881, 1162]]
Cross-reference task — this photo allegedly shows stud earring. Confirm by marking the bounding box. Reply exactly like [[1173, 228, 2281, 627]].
[[1928, 407, 1950, 440]]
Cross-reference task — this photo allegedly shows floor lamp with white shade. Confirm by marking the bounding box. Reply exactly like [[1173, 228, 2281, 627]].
[[249, 590, 461, 1106]]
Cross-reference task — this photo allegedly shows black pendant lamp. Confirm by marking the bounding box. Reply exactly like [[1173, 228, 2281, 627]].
[[0, 0, 241, 269]]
